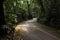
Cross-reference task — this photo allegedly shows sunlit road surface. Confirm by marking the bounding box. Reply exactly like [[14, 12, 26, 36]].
[[15, 18, 60, 40]]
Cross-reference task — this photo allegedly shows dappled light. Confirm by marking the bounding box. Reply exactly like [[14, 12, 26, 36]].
[[15, 19, 60, 40], [0, 0, 60, 40], [15, 24, 29, 32], [15, 18, 37, 33]]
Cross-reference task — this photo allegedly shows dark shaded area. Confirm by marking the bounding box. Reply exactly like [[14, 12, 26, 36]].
[[27, 1, 33, 19], [0, 0, 5, 27], [37, 0, 60, 29]]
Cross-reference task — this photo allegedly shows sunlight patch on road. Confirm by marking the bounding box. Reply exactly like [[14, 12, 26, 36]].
[[15, 24, 29, 32]]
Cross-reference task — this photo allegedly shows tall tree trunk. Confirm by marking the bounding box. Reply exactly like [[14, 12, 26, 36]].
[[27, 1, 33, 19], [39, 0, 45, 14], [0, 0, 5, 27], [37, 0, 45, 22]]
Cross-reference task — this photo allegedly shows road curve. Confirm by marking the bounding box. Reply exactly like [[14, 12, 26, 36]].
[[15, 18, 60, 40]]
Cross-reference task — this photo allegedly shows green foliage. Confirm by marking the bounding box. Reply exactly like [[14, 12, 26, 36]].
[[3, 0, 18, 25], [5, 13, 17, 24], [3, 0, 40, 25], [36, 0, 60, 29]]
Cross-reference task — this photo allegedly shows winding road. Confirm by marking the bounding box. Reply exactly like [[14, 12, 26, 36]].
[[15, 18, 60, 40]]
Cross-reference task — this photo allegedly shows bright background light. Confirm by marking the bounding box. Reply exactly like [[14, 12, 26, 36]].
[[21, 1, 24, 4]]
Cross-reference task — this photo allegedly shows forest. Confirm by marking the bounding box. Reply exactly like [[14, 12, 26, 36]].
[[0, 0, 60, 40]]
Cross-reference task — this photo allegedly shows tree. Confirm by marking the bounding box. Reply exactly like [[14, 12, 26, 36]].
[[0, 0, 5, 27], [37, 0, 46, 23], [37, 0, 60, 29], [27, 1, 33, 19]]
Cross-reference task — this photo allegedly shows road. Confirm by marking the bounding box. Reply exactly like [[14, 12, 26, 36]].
[[15, 18, 60, 40]]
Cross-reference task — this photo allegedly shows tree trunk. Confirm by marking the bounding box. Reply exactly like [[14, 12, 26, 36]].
[[0, 0, 5, 27], [27, 1, 33, 19]]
